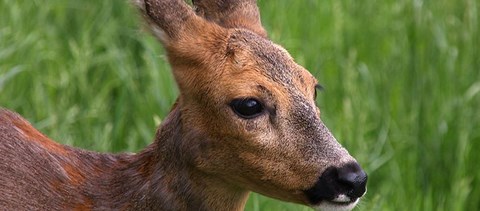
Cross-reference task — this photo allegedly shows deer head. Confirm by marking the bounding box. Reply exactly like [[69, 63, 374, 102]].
[[132, 0, 367, 210]]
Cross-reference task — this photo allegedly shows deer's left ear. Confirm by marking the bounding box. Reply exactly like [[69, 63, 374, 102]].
[[132, 0, 229, 61], [193, 0, 267, 38]]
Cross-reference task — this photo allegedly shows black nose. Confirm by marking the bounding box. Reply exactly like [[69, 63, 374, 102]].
[[337, 162, 367, 198], [304, 162, 367, 205]]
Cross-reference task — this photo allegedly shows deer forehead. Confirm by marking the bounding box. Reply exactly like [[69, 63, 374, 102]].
[[216, 30, 318, 101]]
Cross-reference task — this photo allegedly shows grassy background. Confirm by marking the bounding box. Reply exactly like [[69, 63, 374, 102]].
[[1, 0, 479, 210]]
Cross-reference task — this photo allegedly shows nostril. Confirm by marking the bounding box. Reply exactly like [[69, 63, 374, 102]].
[[337, 162, 368, 198], [303, 162, 368, 205]]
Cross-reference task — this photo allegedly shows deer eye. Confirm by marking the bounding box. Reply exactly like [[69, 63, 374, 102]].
[[230, 98, 264, 119]]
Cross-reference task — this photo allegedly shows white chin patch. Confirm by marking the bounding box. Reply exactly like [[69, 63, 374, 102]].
[[331, 195, 352, 203], [312, 195, 359, 211]]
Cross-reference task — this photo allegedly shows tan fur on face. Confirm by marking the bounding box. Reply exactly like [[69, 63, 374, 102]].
[[133, 0, 358, 202], [161, 28, 354, 204]]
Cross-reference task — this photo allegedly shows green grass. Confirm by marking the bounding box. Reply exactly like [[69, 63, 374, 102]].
[[1, 0, 479, 210]]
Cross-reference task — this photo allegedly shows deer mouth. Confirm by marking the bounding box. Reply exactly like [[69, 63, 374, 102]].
[[304, 188, 363, 211], [311, 195, 360, 211], [328, 194, 359, 204], [304, 189, 361, 210]]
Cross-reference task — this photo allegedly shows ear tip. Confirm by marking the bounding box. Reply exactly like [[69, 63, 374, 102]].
[[131, 0, 146, 11]]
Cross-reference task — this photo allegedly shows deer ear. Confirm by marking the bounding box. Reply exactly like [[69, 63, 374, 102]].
[[133, 0, 190, 44], [132, 0, 225, 46], [132, 0, 228, 63], [192, 0, 267, 38]]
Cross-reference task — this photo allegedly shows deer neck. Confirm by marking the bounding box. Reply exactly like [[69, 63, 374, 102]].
[[108, 103, 250, 210]]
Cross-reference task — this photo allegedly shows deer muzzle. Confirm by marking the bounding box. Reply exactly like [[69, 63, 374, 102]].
[[304, 162, 367, 210]]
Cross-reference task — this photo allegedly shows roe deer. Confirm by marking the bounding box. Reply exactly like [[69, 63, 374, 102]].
[[0, 0, 367, 210]]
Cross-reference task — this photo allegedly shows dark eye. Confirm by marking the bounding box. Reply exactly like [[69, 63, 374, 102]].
[[229, 98, 264, 119]]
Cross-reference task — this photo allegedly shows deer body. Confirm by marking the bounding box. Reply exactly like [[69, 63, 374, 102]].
[[0, 0, 367, 210], [0, 106, 248, 210]]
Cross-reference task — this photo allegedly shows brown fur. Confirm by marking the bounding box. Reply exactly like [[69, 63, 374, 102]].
[[0, 0, 365, 210], [2, 110, 67, 155]]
